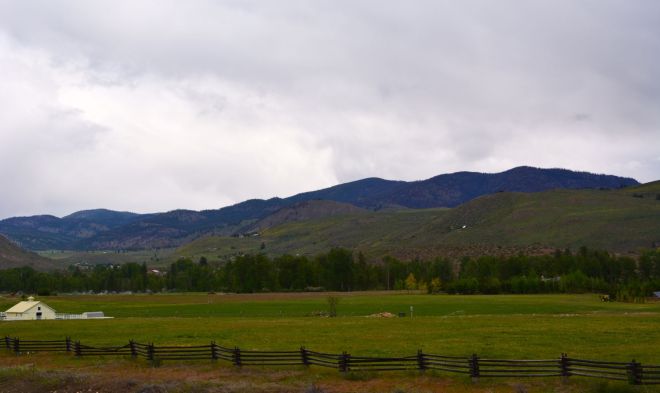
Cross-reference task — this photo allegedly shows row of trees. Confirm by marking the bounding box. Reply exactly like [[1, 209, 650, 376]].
[[0, 248, 659, 299]]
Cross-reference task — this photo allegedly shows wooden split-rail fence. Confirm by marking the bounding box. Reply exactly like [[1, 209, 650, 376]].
[[3, 336, 660, 385]]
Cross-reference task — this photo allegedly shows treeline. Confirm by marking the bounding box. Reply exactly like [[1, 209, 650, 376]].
[[0, 248, 659, 299]]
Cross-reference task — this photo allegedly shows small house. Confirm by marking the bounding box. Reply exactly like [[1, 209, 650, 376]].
[[3, 297, 56, 320]]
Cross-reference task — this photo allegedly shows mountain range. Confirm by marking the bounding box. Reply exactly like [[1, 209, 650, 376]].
[[0, 166, 640, 251], [174, 181, 660, 264]]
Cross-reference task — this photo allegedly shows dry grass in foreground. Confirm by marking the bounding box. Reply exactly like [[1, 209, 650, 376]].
[[0, 352, 653, 393]]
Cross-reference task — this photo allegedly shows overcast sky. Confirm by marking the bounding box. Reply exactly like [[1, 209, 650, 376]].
[[1, 1, 659, 219]]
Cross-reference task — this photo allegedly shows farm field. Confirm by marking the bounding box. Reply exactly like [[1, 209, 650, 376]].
[[1, 292, 660, 392], [2, 292, 660, 360]]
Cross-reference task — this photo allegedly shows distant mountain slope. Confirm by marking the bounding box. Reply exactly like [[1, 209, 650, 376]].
[[63, 208, 139, 223], [285, 166, 637, 209], [0, 167, 640, 251], [172, 183, 659, 264], [384, 166, 639, 208], [246, 200, 368, 232], [0, 235, 60, 270], [173, 208, 449, 264], [286, 177, 407, 208], [623, 181, 660, 197], [0, 209, 143, 250], [414, 183, 660, 253]]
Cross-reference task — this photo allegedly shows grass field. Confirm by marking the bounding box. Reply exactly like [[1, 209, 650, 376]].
[[2, 292, 660, 392], [2, 292, 660, 363]]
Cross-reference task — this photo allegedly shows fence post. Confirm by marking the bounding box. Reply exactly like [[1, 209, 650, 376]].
[[74, 341, 81, 357], [211, 341, 218, 361], [417, 349, 427, 371], [129, 340, 137, 358], [628, 359, 642, 385], [65, 337, 71, 353], [4, 336, 10, 350], [339, 351, 350, 373], [147, 343, 155, 363], [232, 346, 242, 367], [469, 353, 480, 383], [560, 353, 570, 383], [13, 337, 19, 354], [300, 346, 309, 366]]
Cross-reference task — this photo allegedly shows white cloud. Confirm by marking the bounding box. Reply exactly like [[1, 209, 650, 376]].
[[0, 1, 659, 218]]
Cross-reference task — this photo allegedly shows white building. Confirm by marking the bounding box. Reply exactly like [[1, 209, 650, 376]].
[[3, 297, 57, 320], [1, 297, 112, 321]]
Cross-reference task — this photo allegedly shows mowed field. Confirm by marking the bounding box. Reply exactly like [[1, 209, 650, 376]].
[[2, 292, 660, 363]]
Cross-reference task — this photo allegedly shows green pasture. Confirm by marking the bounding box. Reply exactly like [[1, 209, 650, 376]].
[[2, 293, 660, 363], [37, 248, 176, 267]]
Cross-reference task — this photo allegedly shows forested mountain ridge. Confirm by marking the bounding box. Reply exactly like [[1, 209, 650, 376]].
[[0, 166, 640, 251]]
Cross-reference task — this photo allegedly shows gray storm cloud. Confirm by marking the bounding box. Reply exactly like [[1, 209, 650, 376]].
[[0, 0, 659, 218]]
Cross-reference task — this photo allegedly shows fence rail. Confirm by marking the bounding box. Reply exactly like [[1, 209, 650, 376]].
[[3, 336, 659, 385]]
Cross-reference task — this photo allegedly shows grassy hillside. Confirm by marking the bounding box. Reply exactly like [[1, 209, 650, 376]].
[[172, 209, 449, 264], [172, 184, 660, 264], [426, 184, 660, 252], [36, 248, 176, 267], [0, 235, 60, 270]]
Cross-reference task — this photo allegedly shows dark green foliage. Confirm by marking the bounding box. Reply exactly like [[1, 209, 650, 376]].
[[223, 254, 277, 292], [0, 248, 659, 297], [167, 258, 214, 291], [0, 262, 162, 294]]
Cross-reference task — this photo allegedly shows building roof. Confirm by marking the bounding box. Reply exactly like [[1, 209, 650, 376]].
[[5, 301, 40, 313], [5, 300, 55, 314]]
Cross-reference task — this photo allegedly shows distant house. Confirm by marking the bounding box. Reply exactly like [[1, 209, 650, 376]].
[[3, 297, 56, 320], [654, 291, 660, 298]]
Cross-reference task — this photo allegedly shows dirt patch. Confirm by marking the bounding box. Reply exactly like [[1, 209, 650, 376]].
[[365, 312, 396, 318]]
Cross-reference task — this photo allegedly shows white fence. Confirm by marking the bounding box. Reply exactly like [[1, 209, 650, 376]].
[[55, 313, 85, 320], [1, 312, 109, 321]]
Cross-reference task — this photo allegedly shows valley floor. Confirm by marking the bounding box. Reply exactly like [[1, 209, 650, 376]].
[[1, 292, 660, 392]]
